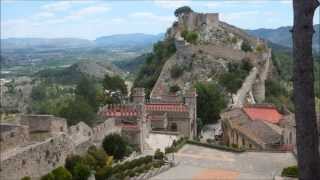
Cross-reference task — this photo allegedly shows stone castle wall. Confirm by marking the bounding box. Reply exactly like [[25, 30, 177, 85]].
[[0, 124, 29, 152], [0, 134, 74, 180], [20, 115, 67, 134], [179, 12, 219, 32], [0, 118, 120, 179]]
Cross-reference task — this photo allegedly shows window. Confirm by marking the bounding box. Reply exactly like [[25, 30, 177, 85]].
[[10, 132, 15, 138], [249, 144, 252, 148], [289, 132, 292, 144], [60, 126, 63, 132], [171, 123, 178, 131], [242, 138, 245, 146]]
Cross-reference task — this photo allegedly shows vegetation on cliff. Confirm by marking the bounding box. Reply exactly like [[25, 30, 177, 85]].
[[266, 51, 320, 111], [181, 30, 199, 44], [174, 6, 193, 17], [133, 38, 176, 97], [219, 60, 253, 95]]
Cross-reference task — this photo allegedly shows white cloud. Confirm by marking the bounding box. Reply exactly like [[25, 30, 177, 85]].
[[130, 12, 174, 24], [153, 0, 191, 9], [206, 2, 220, 8], [34, 12, 55, 19], [221, 11, 260, 22], [110, 18, 126, 24], [41, 2, 72, 12], [279, 0, 292, 5], [66, 5, 110, 20]]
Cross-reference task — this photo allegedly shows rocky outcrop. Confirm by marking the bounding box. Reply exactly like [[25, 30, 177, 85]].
[[152, 10, 272, 107]]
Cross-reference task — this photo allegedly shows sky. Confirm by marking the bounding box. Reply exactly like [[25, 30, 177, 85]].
[[1, 0, 319, 40]]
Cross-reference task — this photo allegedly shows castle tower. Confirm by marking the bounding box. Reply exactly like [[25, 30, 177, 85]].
[[184, 89, 197, 139], [132, 88, 145, 104]]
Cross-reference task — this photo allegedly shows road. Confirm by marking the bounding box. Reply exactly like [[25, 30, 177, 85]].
[[152, 144, 297, 180]]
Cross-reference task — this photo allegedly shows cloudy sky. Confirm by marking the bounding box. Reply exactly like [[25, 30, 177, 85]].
[[1, 0, 319, 39]]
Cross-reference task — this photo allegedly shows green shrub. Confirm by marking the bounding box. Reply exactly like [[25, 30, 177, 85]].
[[154, 149, 165, 160], [231, 144, 239, 149], [72, 163, 91, 180], [52, 166, 72, 180], [181, 30, 198, 44], [102, 133, 130, 160], [128, 170, 136, 177], [187, 140, 245, 153], [40, 173, 55, 180], [21, 176, 31, 180], [165, 146, 174, 154], [186, 32, 198, 44], [169, 85, 181, 93], [281, 165, 298, 177], [95, 166, 113, 180], [170, 65, 184, 79], [241, 40, 252, 52], [65, 155, 83, 174]]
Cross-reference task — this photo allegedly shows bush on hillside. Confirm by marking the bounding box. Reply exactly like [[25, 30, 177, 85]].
[[65, 155, 83, 174], [241, 40, 252, 52], [102, 134, 130, 160], [40, 173, 55, 180], [72, 163, 91, 180], [281, 165, 298, 177], [170, 64, 184, 79], [181, 30, 199, 44], [51, 166, 72, 180], [133, 39, 176, 98], [169, 85, 181, 93]]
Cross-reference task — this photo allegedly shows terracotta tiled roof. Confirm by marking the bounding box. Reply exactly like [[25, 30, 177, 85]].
[[239, 120, 282, 145], [243, 106, 283, 124], [145, 103, 188, 112], [100, 105, 139, 117]]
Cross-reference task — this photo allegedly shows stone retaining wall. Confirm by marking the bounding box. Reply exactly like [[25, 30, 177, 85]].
[[0, 118, 121, 179]]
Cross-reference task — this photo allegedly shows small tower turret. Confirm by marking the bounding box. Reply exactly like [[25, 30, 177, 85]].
[[184, 89, 197, 139], [132, 88, 145, 104]]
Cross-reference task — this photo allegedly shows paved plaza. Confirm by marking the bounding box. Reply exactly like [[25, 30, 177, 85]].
[[152, 144, 297, 180]]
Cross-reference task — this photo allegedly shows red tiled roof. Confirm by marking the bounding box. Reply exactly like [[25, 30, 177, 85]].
[[146, 103, 188, 112], [243, 107, 283, 124], [101, 107, 139, 117]]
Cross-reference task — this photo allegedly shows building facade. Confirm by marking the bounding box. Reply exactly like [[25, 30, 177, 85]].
[[221, 104, 295, 151], [98, 88, 198, 151]]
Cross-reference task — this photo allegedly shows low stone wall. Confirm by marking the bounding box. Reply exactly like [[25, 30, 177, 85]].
[[0, 134, 74, 180], [0, 119, 121, 179], [193, 45, 262, 65], [232, 68, 258, 107]]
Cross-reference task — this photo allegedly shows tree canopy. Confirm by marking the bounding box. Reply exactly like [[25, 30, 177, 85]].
[[102, 134, 131, 160], [174, 6, 193, 17], [195, 82, 227, 126]]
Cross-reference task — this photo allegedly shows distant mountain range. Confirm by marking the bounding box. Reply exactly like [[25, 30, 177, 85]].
[[1, 33, 164, 50], [246, 24, 319, 51]]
